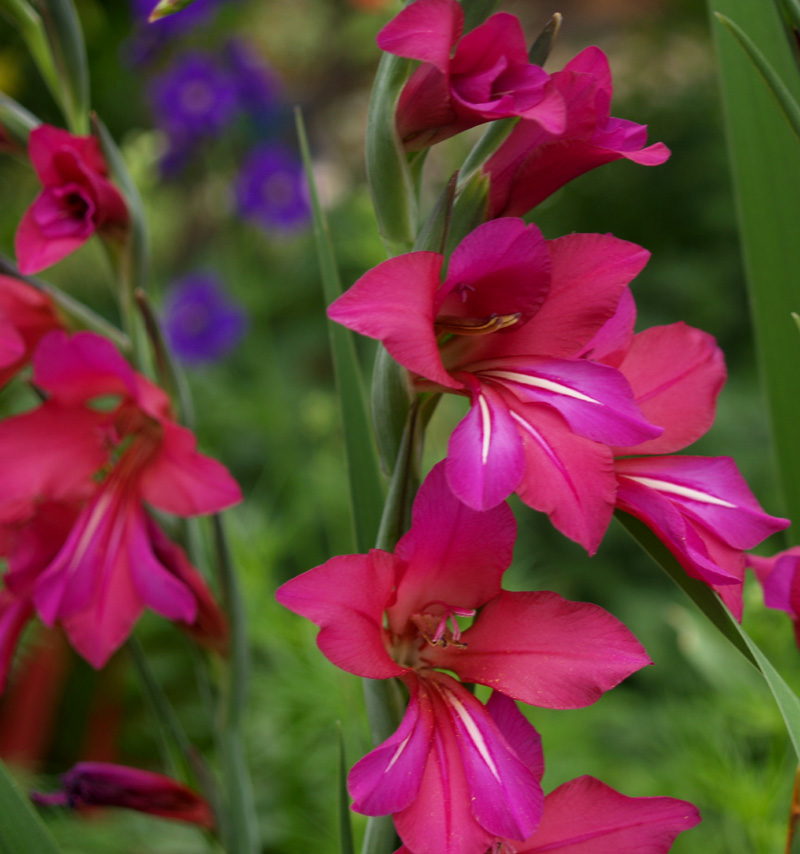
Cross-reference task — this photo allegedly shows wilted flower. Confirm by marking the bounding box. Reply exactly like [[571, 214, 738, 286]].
[[163, 272, 246, 365], [235, 144, 310, 232]]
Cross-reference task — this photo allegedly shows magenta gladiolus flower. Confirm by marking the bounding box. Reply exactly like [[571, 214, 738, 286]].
[[15, 126, 128, 274], [329, 218, 662, 552], [591, 306, 790, 618], [748, 548, 800, 645], [484, 47, 670, 218], [0, 331, 241, 668], [377, 0, 565, 150], [0, 274, 62, 389], [277, 464, 651, 854], [32, 761, 214, 827]]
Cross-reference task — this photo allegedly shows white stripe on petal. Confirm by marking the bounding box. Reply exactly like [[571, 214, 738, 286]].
[[446, 691, 501, 783], [385, 732, 413, 772], [478, 394, 492, 465], [624, 475, 736, 508], [482, 369, 599, 404]]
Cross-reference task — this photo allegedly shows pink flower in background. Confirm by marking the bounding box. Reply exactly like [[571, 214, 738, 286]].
[[15, 126, 128, 274], [588, 302, 789, 618], [378, 0, 564, 150], [0, 274, 62, 388], [329, 218, 660, 552], [0, 331, 240, 668], [32, 761, 214, 826], [277, 464, 650, 854], [484, 47, 670, 218], [747, 548, 800, 645]]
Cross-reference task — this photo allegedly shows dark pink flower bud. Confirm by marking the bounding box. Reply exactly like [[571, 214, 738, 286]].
[[32, 762, 214, 827], [15, 126, 129, 274]]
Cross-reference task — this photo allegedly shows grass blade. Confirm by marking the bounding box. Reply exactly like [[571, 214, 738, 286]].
[[0, 760, 62, 853]]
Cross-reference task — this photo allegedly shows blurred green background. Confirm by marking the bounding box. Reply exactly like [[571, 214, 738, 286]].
[[0, 0, 797, 852]]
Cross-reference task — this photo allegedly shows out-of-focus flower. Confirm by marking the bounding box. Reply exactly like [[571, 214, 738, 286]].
[[377, 0, 564, 150], [235, 144, 310, 232], [149, 53, 238, 142], [484, 47, 670, 218], [15, 126, 128, 275], [278, 463, 650, 854], [0, 331, 241, 668], [163, 272, 246, 365], [124, 0, 220, 65], [224, 40, 282, 127], [329, 218, 659, 552], [0, 274, 62, 389], [32, 761, 214, 826]]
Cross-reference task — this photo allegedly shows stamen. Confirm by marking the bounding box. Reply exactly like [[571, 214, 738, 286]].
[[435, 312, 521, 336], [410, 601, 476, 649]]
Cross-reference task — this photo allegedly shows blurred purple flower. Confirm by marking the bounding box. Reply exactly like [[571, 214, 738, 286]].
[[224, 40, 282, 126], [235, 145, 310, 232], [163, 273, 246, 364], [124, 0, 221, 66], [150, 53, 239, 141]]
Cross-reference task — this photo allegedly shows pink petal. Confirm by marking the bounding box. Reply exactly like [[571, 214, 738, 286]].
[[349, 679, 435, 815], [487, 234, 649, 361], [28, 125, 107, 185], [0, 402, 109, 524], [15, 203, 89, 275], [614, 474, 744, 586], [139, 422, 242, 517], [0, 318, 25, 369], [613, 323, 726, 455], [427, 591, 650, 708], [445, 378, 525, 510], [276, 550, 403, 679], [562, 46, 613, 98], [512, 403, 616, 554], [615, 456, 789, 550], [377, 0, 463, 72], [438, 219, 550, 330], [476, 356, 662, 447], [33, 330, 139, 404], [390, 462, 515, 631], [328, 252, 458, 389], [577, 287, 636, 367], [486, 691, 544, 782], [0, 590, 34, 694], [395, 64, 457, 149], [518, 775, 700, 853]]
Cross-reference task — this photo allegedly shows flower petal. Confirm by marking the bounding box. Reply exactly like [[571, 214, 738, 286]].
[[377, 0, 463, 72], [15, 203, 89, 275], [486, 691, 544, 782]]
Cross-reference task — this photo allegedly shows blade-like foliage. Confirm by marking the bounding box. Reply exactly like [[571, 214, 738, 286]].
[[0, 760, 63, 853]]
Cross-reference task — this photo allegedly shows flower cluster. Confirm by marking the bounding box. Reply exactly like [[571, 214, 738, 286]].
[[278, 1, 790, 850]]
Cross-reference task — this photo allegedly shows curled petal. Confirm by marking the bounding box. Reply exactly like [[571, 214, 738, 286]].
[[377, 0, 463, 72]]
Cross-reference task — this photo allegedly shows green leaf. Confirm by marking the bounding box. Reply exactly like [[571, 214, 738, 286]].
[[295, 108, 385, 553], [459, 0, 500, 32], [32, 0, 89, 133], [715, 13, 800, 143], [528, 12, 563, 67], [0, 91, 38, 148], [708, 0, 800, 536], [336, 725, 355, 854], [0, 760, 62, 853], [617, 512, 800, 759], [366, 53, 417, 257]]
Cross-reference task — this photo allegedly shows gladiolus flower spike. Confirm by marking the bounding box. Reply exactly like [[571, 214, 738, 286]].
[[277, 463, 651, 854]]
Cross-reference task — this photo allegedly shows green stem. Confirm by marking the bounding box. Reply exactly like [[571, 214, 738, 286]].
[[211, 514, 260, 854]]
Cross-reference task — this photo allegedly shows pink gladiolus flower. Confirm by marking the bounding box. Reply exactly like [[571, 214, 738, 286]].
[[377, 0, 565, 150], [277, 463, 651, 854], [747, 548, 800, 645], [597, 311, 789, 618], [0, 330, 240, 668], [328, 218, 661, 552], [484, 47, 670, 218], [0, 274, 62, 388], [15, 125, 128, 274], [32, 761, 214, 827]]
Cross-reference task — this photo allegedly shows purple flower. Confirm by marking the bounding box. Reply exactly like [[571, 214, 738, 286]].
[[224, 40, 282, 126], [235, 145, 310, 232], [163, 273, 246, 364], [124, 0, 221, 66], [150, 53, 239, 141]]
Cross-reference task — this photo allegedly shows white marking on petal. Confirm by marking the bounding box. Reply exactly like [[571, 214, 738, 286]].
[[483, 369, 599, 404], [624, 475, 736, 508], [478, 394, 491, 465], [446, 691, 501, 783], [385, 732, 412, 772]]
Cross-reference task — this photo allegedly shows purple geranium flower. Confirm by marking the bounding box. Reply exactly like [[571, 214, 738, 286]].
[[150, 52, 239, 141], [235, 144, 310, 232], [163, 272, 246, 364]]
